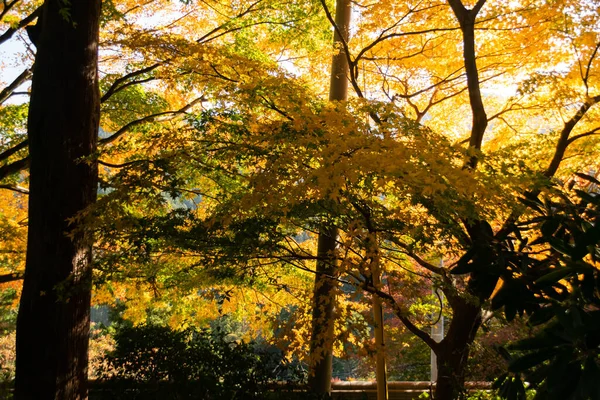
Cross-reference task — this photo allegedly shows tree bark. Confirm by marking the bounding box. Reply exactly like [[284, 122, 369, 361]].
[[447, 0, 487, 167], [308, 225, 338, 394], [434, 296, 482, 400], [15, 0, 101, 399], [308, 0, 351, 395], [428, 4, 489, 399]]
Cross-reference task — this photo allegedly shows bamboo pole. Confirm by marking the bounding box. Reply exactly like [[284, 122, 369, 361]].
[[373, 268, 388, 400]]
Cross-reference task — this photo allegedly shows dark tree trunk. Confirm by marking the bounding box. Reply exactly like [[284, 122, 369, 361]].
[[429, 4, 488, 398], [308, 225, 338, 394], [308, 0, 351, 395], [434, 296, 482, 400], [15, 0, 101, 399]]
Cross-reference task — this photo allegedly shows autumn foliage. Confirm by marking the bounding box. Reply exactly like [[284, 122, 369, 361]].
[[1, 0, 600, 399]]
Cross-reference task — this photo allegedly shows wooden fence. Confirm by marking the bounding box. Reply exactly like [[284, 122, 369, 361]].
[[85, 380, 492, 400], [330, 381, 492, 400]]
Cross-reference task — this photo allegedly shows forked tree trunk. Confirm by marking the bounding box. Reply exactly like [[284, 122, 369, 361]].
[[434, 297, 482, 400], [15, 0, 101, 399], [308, 0, 351, 395], [429, 3, 487, 398]]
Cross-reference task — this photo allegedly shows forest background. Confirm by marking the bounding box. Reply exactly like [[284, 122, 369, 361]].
[[0, 0, 599, 399]]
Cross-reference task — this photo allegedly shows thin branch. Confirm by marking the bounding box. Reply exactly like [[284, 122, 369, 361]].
[[194, 0, 303, 45], [566, 126, 600, 145], [0, 184, 28, 194], [99, 97, 205, 145], [209, 64, 238, 82], [0, 0, 21, 21], [0, 6, 41, 46], [0, 272, 23, 283], [260, 95, 294, 121], [360, 282, 440, 352], [100, 63, 161, 103], [581, 41, 600, 97], [98, 159, 149, 169], [497, 95, 600, 240], [384, 240, 446, 275], [0, 156, 28, 181], [543, 95, 600, 178], [354, 27, 459, 67], [0, 68, 31, 105], [0, 139, 28, 164]]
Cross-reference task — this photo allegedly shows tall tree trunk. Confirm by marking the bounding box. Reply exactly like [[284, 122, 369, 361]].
[[434, 296, 482, 400], [308, 0, 351, 395], [15, 0, 101, 399], [372, 267, 388, 400], [428, 3, 489, 399], [308, 226, 338, 394]]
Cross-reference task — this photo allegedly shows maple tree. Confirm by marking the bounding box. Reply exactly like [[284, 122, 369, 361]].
[[1, 0, 600, 399], [0, 0, 331, 397], [326, 0, 600, 398]]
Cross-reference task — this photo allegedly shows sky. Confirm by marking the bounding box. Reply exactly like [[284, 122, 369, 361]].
[[0, 35, 32, 105]]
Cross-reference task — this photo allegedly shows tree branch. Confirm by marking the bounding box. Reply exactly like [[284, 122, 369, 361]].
[[0, 184, 28, 194], [361, 282, 440, 352], [543, 96, 600, 178], [0, 156, 29, 181], [0, 272, 23, 283], [497, 96, 600, 240], [0, 139, 28, 164], [0, 68, 31, 105], [0, 0, 21, 22], [99, 97, 205, 145], [583, 42, 600, 94], [0, 6, 41, 46], [567, 126, 600, 145], [100, 63, 161, 103], [447, 0, 488, 168]]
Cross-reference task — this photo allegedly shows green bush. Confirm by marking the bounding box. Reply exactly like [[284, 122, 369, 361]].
[[97, 324, 304, 399]]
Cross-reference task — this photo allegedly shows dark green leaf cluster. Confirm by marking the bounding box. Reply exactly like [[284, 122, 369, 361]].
[[493, 174, 600, 400], [98, 324, 305, 400]]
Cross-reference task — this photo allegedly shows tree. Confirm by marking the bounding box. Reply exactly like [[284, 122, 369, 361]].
[[83, 2, 600, 398], [0, 0, 330, 394], [14, 0, 101, 398], [308, 0, 351, 395], [87, 2, 600, 399], [3, 1, 599, 399]]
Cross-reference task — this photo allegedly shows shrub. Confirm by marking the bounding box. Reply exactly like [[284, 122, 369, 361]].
[[97, 324, 303, 399]]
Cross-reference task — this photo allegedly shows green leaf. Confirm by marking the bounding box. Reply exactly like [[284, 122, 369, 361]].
[[581, 356, 600, 399], [520, 193, 544, 213], [496, 346, 512, 362], [493, 372, 509, 390], [548, 238, 574, 257], [546, 360, 581, 400], [508, 349, 555, 372], [528, 306, 557, 326], [505, 303, 517, 322], [534, 268, 573, 286], [540, 218, 560, 238], [574, 190, 598, 205]]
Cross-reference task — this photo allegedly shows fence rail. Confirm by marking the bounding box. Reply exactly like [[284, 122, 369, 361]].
[[85, 380, 493, 400], [330, 381, 492, 400], [3, 380, 493, 399]]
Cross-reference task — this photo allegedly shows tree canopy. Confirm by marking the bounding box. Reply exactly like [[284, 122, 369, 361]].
[[0, 0, 599, 399]]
